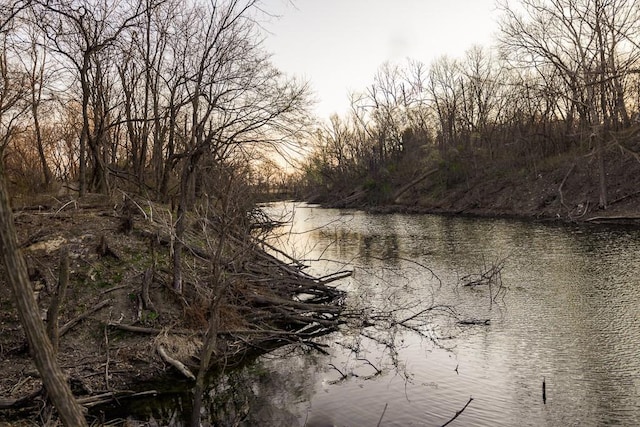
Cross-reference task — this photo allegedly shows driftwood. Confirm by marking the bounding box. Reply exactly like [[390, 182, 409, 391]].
[[157, 345, 196, 380]]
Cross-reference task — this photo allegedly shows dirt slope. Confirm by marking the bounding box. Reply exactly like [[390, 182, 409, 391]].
[[393, 149, 640, 224]]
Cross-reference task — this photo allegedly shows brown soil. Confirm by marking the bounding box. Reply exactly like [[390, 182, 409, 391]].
[[0, 194, 344, 424], [392, 148, 640, 224]]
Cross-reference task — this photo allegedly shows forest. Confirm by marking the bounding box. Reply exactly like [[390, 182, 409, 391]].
[[2, 0, 640, 425], [296, 0, 640, 220]]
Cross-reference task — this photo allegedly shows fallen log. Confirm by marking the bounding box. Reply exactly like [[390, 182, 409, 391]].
[[106, 323, 194, 335], [585, 215, 640, 223], [77, 390, 158, 408], [0, 389, 42, 410]]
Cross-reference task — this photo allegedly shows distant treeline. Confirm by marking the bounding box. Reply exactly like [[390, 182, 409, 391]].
[[295, 0, 640, 208]]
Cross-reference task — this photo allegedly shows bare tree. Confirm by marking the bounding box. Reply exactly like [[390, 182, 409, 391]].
[[427, 55, 462, 159], [34, 0, 144, 195], [458, 45, 503, 160], [15, 19, 54, 187], [0, 4, 88, 425], [0, 171, 88, 425], [498, 0, 640, 208], [168, 0, 312, 293], [0, 34, 28, 153]]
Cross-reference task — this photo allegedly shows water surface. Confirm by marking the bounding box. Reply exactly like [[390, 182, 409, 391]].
[[253, 202, 640, 426]]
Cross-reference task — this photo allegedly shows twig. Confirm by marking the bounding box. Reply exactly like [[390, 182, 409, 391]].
[[441, 397, 473, 427], [54, 199, 77, 215], [357, 357, 382, 375], [120, 191, 148, 220], [100, 284, 128, 295], [328, 363, 347, 380]]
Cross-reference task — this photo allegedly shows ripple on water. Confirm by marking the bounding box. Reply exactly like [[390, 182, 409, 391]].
[[262, 203, 640, 426]]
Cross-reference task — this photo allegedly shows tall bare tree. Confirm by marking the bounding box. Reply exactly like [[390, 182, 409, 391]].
[[34, 0, 144, 195], [168, 0, 312, 293], [427, 55, 462, 159], [0, 6, 88, 425], [499, 0, 640, 207]]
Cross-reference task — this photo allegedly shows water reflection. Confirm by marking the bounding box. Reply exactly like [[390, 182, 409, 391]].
[[262, 203, 640, 426], [96, 349, 326, 426]]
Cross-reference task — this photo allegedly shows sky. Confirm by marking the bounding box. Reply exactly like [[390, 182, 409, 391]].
[[260, 0, 501, 121]]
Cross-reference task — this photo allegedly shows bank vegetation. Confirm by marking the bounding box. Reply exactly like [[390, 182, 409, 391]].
[[0, 0, 345, 425], [295, 0, 640, 223]]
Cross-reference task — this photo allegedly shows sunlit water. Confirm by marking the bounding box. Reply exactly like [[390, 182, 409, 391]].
[[116, 202, 640, 426], [244, 202, 640, 427]]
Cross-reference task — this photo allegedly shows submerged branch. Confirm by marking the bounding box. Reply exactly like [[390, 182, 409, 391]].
[[441, 396, 474, 427]]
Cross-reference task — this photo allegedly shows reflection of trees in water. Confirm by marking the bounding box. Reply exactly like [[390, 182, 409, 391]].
[[361, 234, 400, 263], [207, 359, 313, 426], [205, 351, 322, 426], [96, 349, 324, 425], [316, 228, 402, 264]]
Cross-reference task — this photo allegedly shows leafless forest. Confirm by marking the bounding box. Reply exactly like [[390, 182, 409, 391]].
[[2, 0, 640, 425], [299, 0, 640, 211]]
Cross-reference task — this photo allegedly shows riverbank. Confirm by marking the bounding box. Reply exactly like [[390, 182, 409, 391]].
[[0, 195, 346, 424], [323, 148, 640, 225]]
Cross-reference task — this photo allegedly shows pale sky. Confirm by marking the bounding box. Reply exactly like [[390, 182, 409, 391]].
[[260, 0, 500, 121]]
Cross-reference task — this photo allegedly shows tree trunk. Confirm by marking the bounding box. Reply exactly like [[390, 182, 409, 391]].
[[598, 135, 607, 209], [46, 247, 69, 354], [0, 166, 87, 426]]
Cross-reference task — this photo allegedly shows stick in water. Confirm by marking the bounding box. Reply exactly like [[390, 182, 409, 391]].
[[441, 397, 473, 427], [376, 403, 388, 427]]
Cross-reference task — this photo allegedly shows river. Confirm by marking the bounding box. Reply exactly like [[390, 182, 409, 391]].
[[130, 202, 640, 426]]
